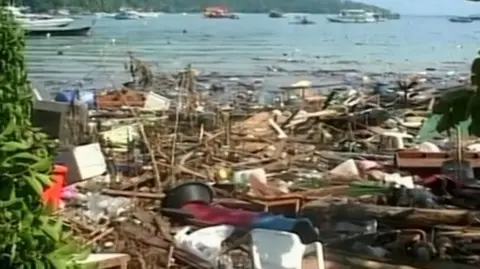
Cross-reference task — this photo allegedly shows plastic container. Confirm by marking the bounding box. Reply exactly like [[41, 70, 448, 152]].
[[54, 88, 96, 108], [42, 164, 68, 210], [174, 225, 235, 266], [162, 181, 213, 209]]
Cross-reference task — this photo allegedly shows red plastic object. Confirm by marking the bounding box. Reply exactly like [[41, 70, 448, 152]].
[[42, 164, 68, 210], [182, 201, 257, 228]]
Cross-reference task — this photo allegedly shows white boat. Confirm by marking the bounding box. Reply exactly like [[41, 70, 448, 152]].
[[16, 16, 74, 27], [136, 11, 160, 18], [114, 8, 160, 19], [56, 9, 70, 16], [113, 10, 140, 20], [4, 6, 74, 27], [327, 9, 381, 23], [95, 12, 115, 18]]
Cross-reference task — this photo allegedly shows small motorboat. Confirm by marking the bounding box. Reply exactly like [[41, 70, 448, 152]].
[[4, 6, 75, 27], [17, 17, 74, 27], [27, 19, 96, 37], [114, 10, 139, 20], [136, 11, 161, 18], [25, 25, 92, 36], [268, 9, 284, 18], [203, 6, 238, 19], [385, 13, 400, 20], [290, 16, 315, 25], [449, 16, 474, 23]]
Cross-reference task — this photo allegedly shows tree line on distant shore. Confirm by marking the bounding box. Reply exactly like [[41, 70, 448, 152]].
[[21, 0, 391, 14]]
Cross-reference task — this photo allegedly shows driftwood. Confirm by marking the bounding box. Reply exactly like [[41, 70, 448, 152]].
[[325, 249, 480, 269], [301, 199, 480, 228]]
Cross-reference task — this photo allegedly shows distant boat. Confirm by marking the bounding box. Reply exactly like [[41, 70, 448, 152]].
[[4, 6, 74, 27], [327, 9, 382, 23], [385, 13, 400, 20], [138, 12, 160, 18], [468, 14, 480, 20], [114, 10, 140, 20], [25, 25, 92, 36], [203, 6, 238, 19], [449, 16, 474, 23], [290, 16, 315, 25], [268, 9, 284, 18]]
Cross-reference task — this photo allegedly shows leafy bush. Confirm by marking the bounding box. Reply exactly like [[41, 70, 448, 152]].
[[0, 8, 89, 269]]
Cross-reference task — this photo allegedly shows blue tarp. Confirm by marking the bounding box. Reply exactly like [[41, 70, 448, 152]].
[[250, 213, 313, 232]]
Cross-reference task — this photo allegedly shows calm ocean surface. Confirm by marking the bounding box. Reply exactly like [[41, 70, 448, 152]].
[[25, 14, 480, 92]]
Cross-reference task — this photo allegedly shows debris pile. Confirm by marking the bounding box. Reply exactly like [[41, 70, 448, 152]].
[[35, 60, 480, 269]]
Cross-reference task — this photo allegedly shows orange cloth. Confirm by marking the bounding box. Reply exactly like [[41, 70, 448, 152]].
[[42, 165, 68, 210]]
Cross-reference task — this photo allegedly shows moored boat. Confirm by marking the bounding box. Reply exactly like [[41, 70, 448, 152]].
[[116, 8, 160, 18], [385, 13, 400, 20], [17, 16, 74, 27], [203, 6, 238, 19], [4, 6, 74, 27], [25, 25, 92, 36], [114, 10, 140, 20], [268, 9, 284, 18], [290, 16, 315, 25], [327, 9, 381, 23], [449, 16, 474, 23], [136, 11, 160, 18]]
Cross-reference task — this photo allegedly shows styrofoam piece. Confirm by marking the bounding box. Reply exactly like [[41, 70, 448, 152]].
[[56, 143, 107, 184]]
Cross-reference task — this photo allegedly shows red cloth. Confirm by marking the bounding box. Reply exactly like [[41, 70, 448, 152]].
[[182, 201, 257, 228], [42, 165, 68, 210]]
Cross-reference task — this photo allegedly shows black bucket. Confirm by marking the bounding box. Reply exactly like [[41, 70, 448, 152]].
[[162, 181, 214, 209]]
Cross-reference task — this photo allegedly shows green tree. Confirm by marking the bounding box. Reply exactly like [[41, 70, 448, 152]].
[[0, 6, 89, 268]]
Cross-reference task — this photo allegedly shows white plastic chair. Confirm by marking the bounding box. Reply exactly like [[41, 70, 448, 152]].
[[250, 229, 325, 269]]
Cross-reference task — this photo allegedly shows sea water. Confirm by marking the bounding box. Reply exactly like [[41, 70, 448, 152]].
[[25, 14, 478, 94]]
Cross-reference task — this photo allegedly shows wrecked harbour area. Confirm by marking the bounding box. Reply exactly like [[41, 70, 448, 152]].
[[37, 61, 480, 269]]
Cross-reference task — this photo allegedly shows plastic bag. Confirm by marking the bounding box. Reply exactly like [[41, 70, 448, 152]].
[[174, 225, 235, 267]]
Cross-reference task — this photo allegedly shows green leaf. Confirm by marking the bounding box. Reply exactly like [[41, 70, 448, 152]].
[[21, 211, 35, 228], [6, 152, 41, 163], [52, 242, 78, 258], [35, 173, 52, 186], [24, 175, 43, 194], [0, 141, 30, 151], [29, 157, 52, 172], [0, 197, 22, 208], [0, 119, 17, 140], [41, 219, 63, 242], [46, 253, 68, 269], [73, 246, 92, 262], [35, 259, 46, 269]]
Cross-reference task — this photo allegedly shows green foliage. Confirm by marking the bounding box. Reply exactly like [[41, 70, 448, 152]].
[[432, 88, 480, 136], [0, 7, 89, 269], [22, 0, 391, 14], [432, 52, 480, 136]]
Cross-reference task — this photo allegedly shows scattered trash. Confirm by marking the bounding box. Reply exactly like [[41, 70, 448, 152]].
[[40, 60, 480, 269]]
